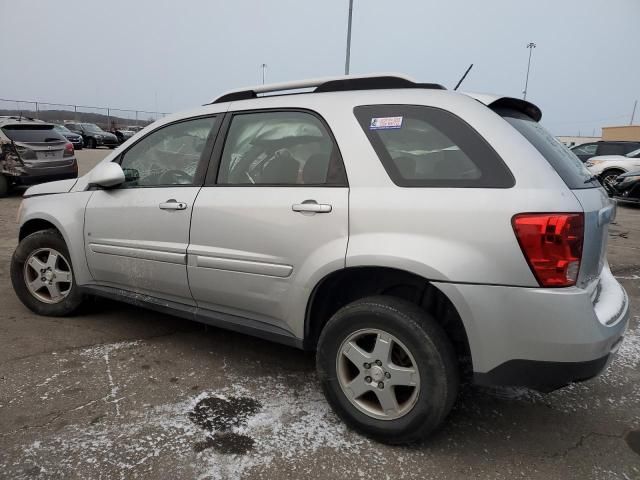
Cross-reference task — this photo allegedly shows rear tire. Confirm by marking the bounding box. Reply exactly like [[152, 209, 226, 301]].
[[0, 174, 8, 197], [10, 229, 83, 316], [316, 295, 459, 444]]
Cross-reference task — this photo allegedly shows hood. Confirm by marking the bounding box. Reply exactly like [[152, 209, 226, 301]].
[[24, 178, 78, 197]]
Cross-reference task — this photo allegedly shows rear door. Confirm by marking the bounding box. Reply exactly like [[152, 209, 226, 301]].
[[188, 110, 349, 335], [84, 115, 220, 304]]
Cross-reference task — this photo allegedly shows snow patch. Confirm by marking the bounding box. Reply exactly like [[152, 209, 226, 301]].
[[15, 372, 369, 479]]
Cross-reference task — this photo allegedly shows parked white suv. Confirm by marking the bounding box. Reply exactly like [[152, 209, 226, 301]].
[[10, 75, 629, 444], [585, 147, 640, 193]]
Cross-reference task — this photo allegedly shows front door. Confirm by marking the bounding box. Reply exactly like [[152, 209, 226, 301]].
[[84, 115, 219, 305], [188, 110, 349, 335]]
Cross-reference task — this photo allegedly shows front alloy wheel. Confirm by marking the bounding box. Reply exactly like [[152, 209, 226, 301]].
[[23, 248, 73, 304], [11, 229, 83, 316]]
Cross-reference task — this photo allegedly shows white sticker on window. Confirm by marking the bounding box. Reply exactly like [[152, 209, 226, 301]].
[[369, 116, 403, 130]]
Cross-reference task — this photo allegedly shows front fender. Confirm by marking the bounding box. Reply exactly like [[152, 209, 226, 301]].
[[19, 192, 94, 285]]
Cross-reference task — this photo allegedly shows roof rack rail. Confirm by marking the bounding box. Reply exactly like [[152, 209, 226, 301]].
[[210, 73, 446, 104]]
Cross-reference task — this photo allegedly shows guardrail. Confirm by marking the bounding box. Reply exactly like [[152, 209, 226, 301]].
[[0, 98, 170, 129]]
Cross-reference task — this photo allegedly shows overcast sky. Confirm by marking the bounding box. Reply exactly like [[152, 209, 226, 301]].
[[1, 0, 638, 135]]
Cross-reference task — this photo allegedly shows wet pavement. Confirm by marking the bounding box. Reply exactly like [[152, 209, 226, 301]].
[[0, 149, 639, 479]]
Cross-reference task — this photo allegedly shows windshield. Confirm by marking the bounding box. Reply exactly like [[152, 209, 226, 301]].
[[626, 148, 640, 158], [2, 124, 65, 143], [54, 125, 71, 134], [497, 108, 599, 189], [81, 123, 104, 133]]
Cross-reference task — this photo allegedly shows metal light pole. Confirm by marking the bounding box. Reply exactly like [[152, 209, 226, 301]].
[[261, 63, 267, 85], [344, 0, 354, 75], [523, 42, 536, 100]]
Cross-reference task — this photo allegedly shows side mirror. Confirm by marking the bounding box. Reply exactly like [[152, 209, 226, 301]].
[[88, 162, 125, 188]]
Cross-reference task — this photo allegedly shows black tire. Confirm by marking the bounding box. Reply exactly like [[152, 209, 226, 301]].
[[0, 174, 8, 197], [600, 169, 624, 196], [89, 138, 97, 149], [317, 295, 458, 444], [10, 229, 83, 316]]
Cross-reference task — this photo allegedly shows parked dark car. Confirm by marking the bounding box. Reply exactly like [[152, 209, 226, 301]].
[[53, 124, 83, 150], [0, 117, 77, 196], [571, 141, 640, 162], [611, 170, 640, 203], [64, 122, 118, 149]]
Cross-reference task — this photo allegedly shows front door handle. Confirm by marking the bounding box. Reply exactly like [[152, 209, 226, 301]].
[[159, 199, 188, 211], [292, 200, 332, 213]]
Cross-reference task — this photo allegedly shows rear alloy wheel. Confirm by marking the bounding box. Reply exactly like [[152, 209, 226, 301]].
[[317, 296, 458, 444], [11, 229, 83, 316], [600, 170, 624, 196], [337, 328, 421, 420], [0, 174, 8, 197]]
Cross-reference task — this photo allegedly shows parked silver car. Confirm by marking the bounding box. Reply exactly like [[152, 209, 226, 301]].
[[10, 74, 629, 444]]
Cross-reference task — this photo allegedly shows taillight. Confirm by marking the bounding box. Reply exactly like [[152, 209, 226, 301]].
[[512, 213, 584, 287], [64, 142, 74, 157]]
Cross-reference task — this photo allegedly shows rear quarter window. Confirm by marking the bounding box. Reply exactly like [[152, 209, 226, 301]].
[[354, 105, 514, 188], [496, 108, 599, 190], [2, 125, 66, 143]]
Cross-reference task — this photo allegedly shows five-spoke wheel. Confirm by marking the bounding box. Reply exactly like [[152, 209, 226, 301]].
[[23, 248, 73, 304], [317, 296, 459, 444], [11, 229, 83, 316], [337, 329, 420, 420]]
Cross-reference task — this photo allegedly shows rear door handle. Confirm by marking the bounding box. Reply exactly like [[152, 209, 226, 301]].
[[292, 200, 332, 213], [159, 199, 188, 210]]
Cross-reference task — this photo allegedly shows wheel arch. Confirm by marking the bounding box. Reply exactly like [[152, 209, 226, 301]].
[[304, 265, 473, 379], [600, 166, 627, 176], [19, 218, 63, 241]]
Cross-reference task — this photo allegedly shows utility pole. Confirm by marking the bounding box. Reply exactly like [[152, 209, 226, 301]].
[[261, 63, 267, 85], [630, 100, 638, 125], [344, 0, 354, 75], [523, 42, 536, 100]]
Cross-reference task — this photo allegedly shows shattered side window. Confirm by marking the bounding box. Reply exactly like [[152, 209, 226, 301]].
[[118, 117, 217, 187]]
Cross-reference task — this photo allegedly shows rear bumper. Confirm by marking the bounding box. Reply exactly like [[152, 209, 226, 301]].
[[473, 354, 613, 392], [434, 263, 629, 391], [10, 161, 78, 185]]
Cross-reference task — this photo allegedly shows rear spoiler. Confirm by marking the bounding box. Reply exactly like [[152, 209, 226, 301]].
[[463, 93, 542, 122]]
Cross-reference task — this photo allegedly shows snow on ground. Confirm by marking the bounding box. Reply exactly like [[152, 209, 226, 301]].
[[14, 366, 369, 479]]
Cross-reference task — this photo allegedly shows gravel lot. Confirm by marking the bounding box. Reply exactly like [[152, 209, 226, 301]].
[[0, 149, 639, 479]]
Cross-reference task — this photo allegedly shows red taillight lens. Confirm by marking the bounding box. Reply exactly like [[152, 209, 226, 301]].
[[512, 213, 584, 287], [64, 142, 74, 157]]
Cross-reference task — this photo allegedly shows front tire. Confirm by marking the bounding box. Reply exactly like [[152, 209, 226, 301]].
[[600, 169, 624, 196], [10, 229, 83, 316], [317, 296, 458, 444], [89, 138, 97, 149]]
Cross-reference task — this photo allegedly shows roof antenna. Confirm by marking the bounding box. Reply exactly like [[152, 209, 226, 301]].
[[454, 64, 473, 91]]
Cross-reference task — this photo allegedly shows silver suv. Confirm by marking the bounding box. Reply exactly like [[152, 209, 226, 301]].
[[10, 75, 629, 444]]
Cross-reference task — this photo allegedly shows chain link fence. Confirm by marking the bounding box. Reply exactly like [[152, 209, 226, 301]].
[[0, 98, 169, 130]]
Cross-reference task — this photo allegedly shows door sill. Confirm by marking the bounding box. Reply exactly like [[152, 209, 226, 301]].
[[80, 285, 303, 349]]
